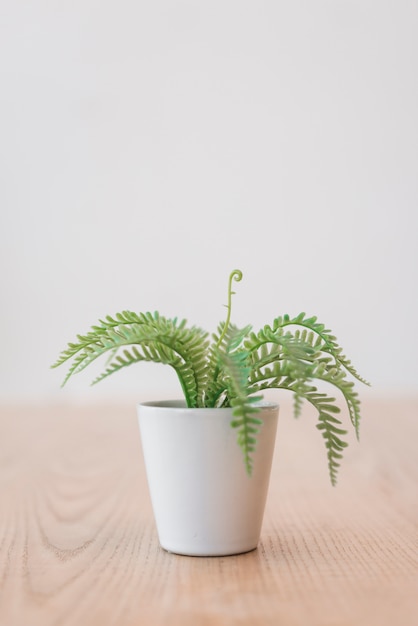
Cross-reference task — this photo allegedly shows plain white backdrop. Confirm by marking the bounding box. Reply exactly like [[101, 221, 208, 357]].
[[0, 1, 417, 401]]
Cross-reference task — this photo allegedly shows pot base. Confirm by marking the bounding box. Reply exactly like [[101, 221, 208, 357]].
[[161, 544, 259, 557]]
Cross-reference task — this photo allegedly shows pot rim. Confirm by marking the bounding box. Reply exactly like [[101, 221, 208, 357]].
[[138, 399, 279, 412]]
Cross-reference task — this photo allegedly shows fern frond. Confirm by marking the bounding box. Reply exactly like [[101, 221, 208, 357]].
[[248, 358, 360, 484], [51, 311, 162, 369], [215, 325, 262, 475], [52, 314, 209, 407], [271, 313, 370, 385], [308, 389, 348, 486], [91, 344, 195, 401], [203, 322, 251, 408], [246, 315, 366, 437], [248, 359, 311, 397], [245, 327, 318, 371]]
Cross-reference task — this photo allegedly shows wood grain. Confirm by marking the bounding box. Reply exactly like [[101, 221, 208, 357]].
[[0, 395, 417, 626]]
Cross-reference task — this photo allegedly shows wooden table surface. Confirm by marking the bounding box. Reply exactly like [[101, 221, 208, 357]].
[[0, 394, 417, 626]]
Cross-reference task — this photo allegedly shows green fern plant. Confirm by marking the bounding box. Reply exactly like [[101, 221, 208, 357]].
[[52, 270, 369, 484]]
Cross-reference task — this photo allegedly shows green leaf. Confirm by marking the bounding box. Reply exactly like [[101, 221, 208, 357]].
[[52, 313, 209, 407]]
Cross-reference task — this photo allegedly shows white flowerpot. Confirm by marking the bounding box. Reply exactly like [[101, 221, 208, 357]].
[[137, 400, 279, 556]]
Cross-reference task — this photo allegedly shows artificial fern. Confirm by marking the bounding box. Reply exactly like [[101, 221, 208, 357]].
[[52, 270, 368, 485]]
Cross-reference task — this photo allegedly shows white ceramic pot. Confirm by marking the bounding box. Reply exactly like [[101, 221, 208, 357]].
[[137, 400, 279, 556]]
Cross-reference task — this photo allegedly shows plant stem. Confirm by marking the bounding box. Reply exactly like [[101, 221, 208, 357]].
[[216, 269, 243, 347]]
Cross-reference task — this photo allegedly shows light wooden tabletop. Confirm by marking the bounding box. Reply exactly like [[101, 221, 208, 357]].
[[0, 394, 417, 626]]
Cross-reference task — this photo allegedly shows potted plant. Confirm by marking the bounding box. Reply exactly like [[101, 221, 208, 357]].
[[52, 270, 368, 556]]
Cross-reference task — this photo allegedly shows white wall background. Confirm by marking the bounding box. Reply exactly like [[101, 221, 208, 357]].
[[0, 1, 417, 401]]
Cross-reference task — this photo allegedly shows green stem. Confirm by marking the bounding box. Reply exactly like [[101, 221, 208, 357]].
[[216, 269, 243, 347]]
